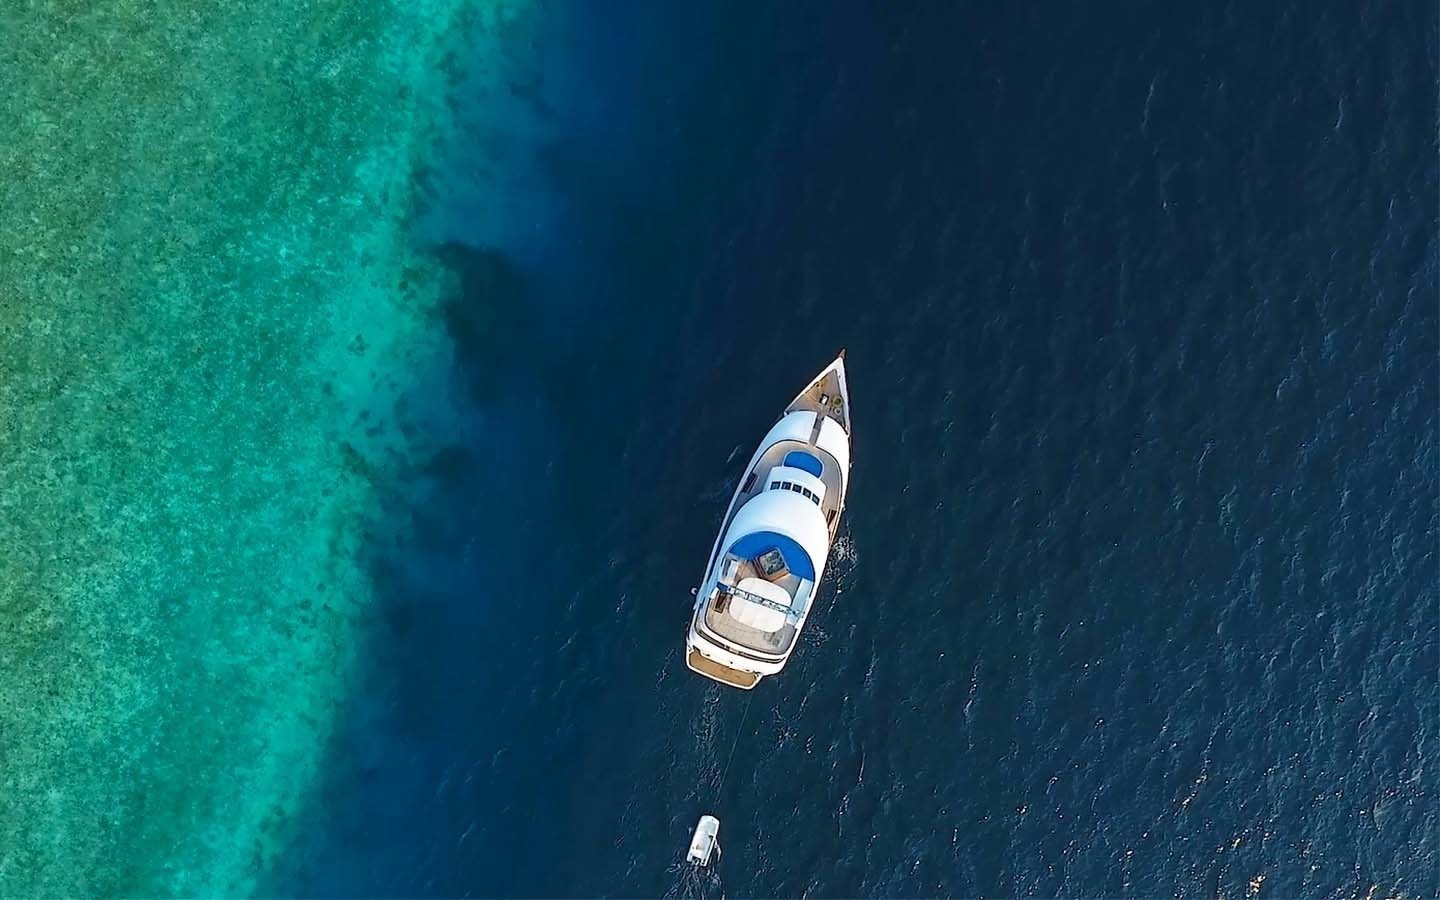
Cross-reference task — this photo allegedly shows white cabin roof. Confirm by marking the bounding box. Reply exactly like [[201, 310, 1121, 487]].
[[817, 417, 851, 489], [724, 488, 831, 586]]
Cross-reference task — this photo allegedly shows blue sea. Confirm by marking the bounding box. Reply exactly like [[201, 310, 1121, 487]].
[[274, 0, 1437, 895]]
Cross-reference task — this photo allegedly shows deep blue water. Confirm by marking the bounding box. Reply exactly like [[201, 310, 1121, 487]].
[[276, 1, 1437, 896]]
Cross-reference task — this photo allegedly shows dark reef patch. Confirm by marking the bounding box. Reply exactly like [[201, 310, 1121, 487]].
[[433, 242, 539, 406]]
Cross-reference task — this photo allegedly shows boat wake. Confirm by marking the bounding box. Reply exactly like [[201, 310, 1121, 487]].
[[691, 687, 724, 779], [830, 531, 858, 567], [802, 530, 858, 652], [661, 856, 721, 900]]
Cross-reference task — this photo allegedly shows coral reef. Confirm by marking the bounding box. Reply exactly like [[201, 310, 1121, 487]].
[[0, 0, 524, 893]]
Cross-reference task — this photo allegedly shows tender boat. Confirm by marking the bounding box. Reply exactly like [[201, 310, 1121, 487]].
[[685, 353, 852, 689], [686, 815, 721, 866]]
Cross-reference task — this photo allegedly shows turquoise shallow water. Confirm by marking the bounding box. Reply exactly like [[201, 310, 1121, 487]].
[[0, 1, 537, 893]]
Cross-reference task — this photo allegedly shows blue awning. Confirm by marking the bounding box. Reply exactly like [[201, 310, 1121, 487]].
[[726, 530, 816, 582], [783, 450, 823, 477]]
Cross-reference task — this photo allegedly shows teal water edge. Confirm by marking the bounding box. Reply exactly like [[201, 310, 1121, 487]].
[[0, 1, 532, 894]]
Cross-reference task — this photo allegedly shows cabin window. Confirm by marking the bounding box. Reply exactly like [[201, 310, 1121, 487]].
[[812, 495, 821, 506], [801, 487, 813, 500], [770, 481, 780, 490]]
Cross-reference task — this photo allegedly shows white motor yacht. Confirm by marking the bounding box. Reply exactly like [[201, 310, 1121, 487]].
[[685, 353, 852, 689]]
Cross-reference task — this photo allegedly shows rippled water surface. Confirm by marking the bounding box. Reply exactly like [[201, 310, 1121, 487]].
[[277, 1, 1437, 896]]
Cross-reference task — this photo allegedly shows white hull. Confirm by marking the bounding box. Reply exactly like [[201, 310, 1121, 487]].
[[685, 353, 852, 689]]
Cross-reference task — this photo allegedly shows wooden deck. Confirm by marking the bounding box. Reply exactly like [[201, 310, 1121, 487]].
[[705, 598, 797, 655], [785, 365, 850, 434], [687, 648, 760, 689]]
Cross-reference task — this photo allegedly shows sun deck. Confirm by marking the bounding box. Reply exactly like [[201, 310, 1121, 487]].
[[703, 589, 799, 655]]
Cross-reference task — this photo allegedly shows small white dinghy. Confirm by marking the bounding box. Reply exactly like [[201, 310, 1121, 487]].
[[686, 815, 721, 867]]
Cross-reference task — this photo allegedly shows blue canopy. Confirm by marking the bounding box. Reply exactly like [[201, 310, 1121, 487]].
[[727, 530, 816, 582], [783, 450, 824, 477]]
